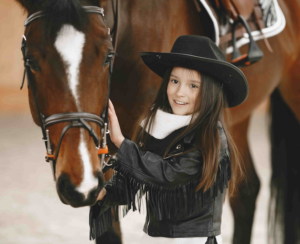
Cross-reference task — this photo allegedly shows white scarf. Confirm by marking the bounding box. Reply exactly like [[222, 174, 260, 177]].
[[140, 109, 193, 139]]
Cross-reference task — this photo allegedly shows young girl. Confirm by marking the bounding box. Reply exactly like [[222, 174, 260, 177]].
[[90, 35, 248, 244]]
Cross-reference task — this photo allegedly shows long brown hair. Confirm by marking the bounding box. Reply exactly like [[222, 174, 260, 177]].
[[131, 67, 246, 198]]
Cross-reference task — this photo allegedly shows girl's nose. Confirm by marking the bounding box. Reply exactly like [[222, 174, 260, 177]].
[[175, 85, 186, 97]]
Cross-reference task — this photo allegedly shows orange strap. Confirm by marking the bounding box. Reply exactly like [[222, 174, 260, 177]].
[[98, 145, 109, 155], [46, 152, 56, 160], [232, 54, 251, 66], [232, 53, 247, 63]]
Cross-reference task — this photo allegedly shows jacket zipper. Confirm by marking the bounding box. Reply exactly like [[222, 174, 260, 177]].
[[163, 152, 183, 160]]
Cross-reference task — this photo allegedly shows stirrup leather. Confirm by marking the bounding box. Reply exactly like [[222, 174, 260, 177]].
[[231, 15, 263, 67]]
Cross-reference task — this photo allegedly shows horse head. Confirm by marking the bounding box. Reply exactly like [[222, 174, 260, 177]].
[[16, 0, 114, 207]]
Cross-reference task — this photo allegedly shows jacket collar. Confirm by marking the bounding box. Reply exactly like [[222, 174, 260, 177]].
[[139, 109, 227, 157], [140, 109, 192, 139]]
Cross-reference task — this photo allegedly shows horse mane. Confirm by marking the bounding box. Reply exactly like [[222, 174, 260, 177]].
[[16, 0, 100, 39]]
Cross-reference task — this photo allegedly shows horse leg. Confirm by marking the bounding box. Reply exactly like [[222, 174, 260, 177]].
[[229, 116, 261, 244], [268, 70, 300, 243], [96, 224, 122, 244], [277, 68, 300, 125]]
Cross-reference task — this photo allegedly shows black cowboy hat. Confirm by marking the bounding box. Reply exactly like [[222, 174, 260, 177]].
[[140, 35, 248, 108]]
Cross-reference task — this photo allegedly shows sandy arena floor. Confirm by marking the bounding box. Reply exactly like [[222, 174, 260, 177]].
[[0, 102, 270, 244]]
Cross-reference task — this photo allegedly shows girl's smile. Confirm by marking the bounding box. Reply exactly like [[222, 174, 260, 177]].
[[174, 100, 188, 105], [167, 67, 201, 115]]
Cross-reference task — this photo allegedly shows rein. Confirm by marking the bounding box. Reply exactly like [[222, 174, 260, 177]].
[[20, 5, 118, 181]]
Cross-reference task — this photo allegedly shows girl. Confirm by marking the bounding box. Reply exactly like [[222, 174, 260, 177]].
[[90, 35, 248, 244]]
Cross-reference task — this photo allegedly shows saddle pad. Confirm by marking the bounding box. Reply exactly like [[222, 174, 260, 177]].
[[197, 0, 286, 54], [225, 0, 286, 54]]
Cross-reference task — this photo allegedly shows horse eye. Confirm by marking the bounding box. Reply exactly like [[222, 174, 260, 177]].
[[26, 59, 40, 72]]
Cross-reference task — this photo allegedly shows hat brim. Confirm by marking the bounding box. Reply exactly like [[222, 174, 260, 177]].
[[140, 52, 249, 108]]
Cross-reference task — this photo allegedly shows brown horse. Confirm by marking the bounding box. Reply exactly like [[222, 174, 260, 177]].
[[16, 0, 300, 243]]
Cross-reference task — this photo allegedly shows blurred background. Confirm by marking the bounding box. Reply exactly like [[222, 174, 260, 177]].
[[0, 0, 270, 243]]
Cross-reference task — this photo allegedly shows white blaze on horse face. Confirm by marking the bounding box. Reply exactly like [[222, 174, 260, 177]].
[[55, 25, 98, 197], [54, 24, 84, 109], [76, 129, 98, 198]]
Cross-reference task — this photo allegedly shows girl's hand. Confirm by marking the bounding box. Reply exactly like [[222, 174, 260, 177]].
[[97, 188, 106, 201], [108, 99, 125, 148]]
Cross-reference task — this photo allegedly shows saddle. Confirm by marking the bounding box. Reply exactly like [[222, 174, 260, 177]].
[[195, 0, 275, 67], [217, 0, 254, 21]]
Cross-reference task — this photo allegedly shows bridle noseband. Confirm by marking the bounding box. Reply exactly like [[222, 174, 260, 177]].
[[20, 6, 118, 181]]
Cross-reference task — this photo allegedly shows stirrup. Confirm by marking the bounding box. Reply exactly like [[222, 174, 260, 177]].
[[231, 15, 263, 67]]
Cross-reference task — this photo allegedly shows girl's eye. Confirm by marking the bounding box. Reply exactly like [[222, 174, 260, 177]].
[[190, 84, 198, 88], [171, 79, 178, 84]]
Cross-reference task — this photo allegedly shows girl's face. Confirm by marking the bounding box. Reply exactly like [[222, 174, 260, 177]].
[[167, 67, 201, 115]]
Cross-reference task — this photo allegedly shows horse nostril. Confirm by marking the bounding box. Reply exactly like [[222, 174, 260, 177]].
[[56, 172, 105, 207], [58, 192, 69, 205], [57, 173, 84, 207]]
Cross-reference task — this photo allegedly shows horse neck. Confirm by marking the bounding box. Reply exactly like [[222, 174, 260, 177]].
[[118, 0, 204, 52]]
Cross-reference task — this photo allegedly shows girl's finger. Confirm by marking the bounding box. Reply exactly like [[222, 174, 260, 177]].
[[108, 108, 114, 117], [109, 99, 116, 114], [108, 101, 112, 111], [108, 99, 112, 110]]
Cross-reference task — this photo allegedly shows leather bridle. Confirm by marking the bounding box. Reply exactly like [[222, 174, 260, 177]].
[[20, 5, 118, 181]]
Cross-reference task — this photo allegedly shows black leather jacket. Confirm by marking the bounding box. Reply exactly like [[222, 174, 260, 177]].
[[89, 121, 231, 240]]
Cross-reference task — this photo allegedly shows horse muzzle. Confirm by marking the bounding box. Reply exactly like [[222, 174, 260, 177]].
[[56, 172, 105, 208]]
